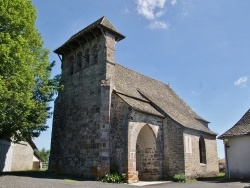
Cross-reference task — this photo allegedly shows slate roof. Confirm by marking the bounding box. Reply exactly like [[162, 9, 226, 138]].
[[218, 109, 250, 139], [114, 64, 216, 135], [53, 16, 216, 135], [116, 93, 164, 117], [54, 16, 125, 55]]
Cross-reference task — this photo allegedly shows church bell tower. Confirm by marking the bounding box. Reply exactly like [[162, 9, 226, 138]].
[[49, 17, 125, 178]]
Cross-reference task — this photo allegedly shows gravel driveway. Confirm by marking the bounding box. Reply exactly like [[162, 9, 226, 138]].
[[0, 171, 249, 188]]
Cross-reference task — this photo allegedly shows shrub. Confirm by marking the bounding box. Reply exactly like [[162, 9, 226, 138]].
[[173, 173, 195, 183], [101, 173, 124, 183]]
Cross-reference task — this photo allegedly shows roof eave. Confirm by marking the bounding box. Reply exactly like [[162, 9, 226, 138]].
[[54, 24, 125, 56], [218, 133, 250, 140], [98, 25, 125, 41], [132, 108, 165, 118]]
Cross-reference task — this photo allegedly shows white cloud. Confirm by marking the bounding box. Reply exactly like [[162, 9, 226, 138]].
[[171, 0, 177, 5], [135, 0, 195, 29], [234, 76, 248, 87], [135, 0, 177, 29], [155, 10, 165, 18], [149, 20, 169, 29], [136, 0, 166, 20]]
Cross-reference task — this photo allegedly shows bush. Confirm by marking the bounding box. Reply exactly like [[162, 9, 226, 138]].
[[173, 173, 195, 183], [101, 173, 124, 183]]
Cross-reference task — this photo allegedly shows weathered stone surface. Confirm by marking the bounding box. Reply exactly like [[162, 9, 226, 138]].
[[49, 17, 219, 182], [183, 130, 219, 177], [163, 118, 185, 177]]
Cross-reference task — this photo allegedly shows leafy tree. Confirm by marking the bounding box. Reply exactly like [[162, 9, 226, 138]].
[[0, 0, 60, 142], [35, 148, 50, 162]]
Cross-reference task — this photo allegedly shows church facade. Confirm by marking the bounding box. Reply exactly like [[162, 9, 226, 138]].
[[49, 17, 219, 182]]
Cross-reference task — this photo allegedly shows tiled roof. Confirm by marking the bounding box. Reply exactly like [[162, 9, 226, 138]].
[[218, 109, 250, 139], [54, 16, 125, 55], [114, 63, 216, 135], [116, 93, 164, 117]]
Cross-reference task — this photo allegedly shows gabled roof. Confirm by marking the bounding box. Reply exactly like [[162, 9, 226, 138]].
[[34, 151, 44, 162], [54, 16, 125, 55], [114, 64, 216, 135], [218, 109, 250, 139], [116, 92, 164, 117], [28, 139, 38, 150]]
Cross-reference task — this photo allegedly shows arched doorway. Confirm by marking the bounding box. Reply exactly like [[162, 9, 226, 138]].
[[136, 125, 161, 180]]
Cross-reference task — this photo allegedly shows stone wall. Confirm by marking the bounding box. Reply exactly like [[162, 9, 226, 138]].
[[49, 19, 219, 181], [127, 110, 164, 182], [163, 118, 185, 177], [183, 129, 219, 177], [11, 141, 33, 171], [49, 33, 115, 178], [110, 93, 130, 174]]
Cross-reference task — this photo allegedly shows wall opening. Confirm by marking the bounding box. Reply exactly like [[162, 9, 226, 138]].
[[84, 48, 90, 67], [199, 136, 206, 164], [92, 44, 98, 64], [136, 125, 161, 180], [69, 55, 74, 75], [76, 51, 83, 70]]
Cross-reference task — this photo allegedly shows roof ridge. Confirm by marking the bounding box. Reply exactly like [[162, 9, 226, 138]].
[[114, 62, 215, 134], [115, 62, 207, 121], [99, 16, 119, 32], [115, 90, 150, 103]]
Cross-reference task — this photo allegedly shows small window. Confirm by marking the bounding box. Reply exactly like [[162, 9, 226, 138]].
[[76, 52, 83, 70], [84, 48, 90, 66], [69, 55, 74, 75], [199, 136, 206, 164], [92, 44, 98, 63]]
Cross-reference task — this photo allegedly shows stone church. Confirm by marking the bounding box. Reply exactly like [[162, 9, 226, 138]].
[[49, 17, 219, 182]]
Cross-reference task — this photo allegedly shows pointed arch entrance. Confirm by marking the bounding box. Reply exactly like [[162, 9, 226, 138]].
[[136, 124, 161, 180]]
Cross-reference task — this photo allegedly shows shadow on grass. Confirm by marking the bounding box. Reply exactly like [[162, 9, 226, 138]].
[[0, 170, 94, 181], [197, 175, 250, 184]]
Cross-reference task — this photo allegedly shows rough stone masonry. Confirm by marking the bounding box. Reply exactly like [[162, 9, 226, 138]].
[[49, 16, 219, 183]]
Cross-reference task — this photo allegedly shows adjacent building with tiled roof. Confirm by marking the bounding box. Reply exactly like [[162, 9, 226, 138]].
[[218, 109, 250, 179], [49, 17, 219, 182], [219, 109, 250, 138]]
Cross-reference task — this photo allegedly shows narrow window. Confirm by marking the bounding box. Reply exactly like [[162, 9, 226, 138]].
[[93, 44, 98, 64], [84, 48, 90, 66], [69, 55, 74, 75], [199, 136, 206, 164], [76, 51, 83, 70]]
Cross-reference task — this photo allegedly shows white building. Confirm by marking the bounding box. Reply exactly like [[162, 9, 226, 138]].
[[218, 109, 250, 179], [0, 139, 42, 171]]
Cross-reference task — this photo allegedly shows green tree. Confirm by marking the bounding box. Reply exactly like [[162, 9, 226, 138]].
[[35, 148, 50, 162], [0, 0, 60, 142]]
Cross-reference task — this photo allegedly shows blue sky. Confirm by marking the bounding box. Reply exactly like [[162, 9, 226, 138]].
[[32, 0, 250, 159]]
